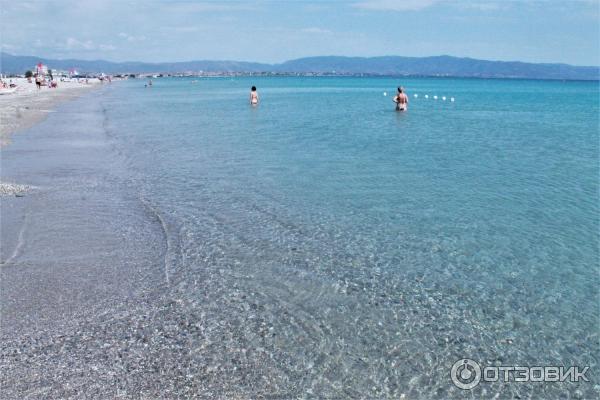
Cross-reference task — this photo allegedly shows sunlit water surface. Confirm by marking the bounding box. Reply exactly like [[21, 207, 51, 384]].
[[93, 77, 598, 398]]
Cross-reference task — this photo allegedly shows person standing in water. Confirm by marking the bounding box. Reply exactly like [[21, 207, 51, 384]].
[[393, 87, 408, 111], [250, 86, 259, 105]]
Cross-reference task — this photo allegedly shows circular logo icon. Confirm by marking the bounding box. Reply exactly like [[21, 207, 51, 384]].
[[451, 358, 481, 390]]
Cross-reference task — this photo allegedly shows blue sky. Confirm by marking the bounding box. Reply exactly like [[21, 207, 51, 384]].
[[1, 0, 598, 66]]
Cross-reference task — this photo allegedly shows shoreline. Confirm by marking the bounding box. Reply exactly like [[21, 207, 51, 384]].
[[0, 78, 105, 197], [0, 90, 176, 398], [0, 78, 104, 148]]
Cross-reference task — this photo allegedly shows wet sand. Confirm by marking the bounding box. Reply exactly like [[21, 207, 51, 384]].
[[1, 79, 102, 199], [0, 91, 180, 398], [0, 88, 259, 398], [0, 78, 101, 147], [0, 83, 315, 399]]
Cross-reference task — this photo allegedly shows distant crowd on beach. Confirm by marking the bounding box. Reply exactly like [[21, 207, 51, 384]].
[[32, 75, 111, 90], [34, 74, 59, 89], [0, 79, 17, 89], [0, 71, 111, 96]]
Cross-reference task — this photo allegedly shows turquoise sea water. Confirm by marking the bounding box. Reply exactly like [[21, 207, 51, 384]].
[[94, 77, 597, 397]]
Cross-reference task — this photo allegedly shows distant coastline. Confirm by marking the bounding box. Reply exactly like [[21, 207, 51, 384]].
[[2, 53, 598, 81], [81, 72, 600, 83]]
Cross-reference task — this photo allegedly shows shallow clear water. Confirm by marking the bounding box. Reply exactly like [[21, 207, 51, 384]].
[[93, 77, 598, 397]]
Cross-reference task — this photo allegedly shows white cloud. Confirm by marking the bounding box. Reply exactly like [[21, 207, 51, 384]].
[[455, 1, 503, 11], [1, 43, 18, 51], [54, 37, 116, 52], [118, 33, 146, 42], [1, 2, 39, 13], [301, 27, 332, 34], [167, 2, 254, 13], [163, 26, 200, 33], [353, 0, 440, 11], [66, 37, 95, 50]]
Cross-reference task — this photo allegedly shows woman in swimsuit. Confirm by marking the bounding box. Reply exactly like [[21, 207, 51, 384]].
[[394, 87, 408, 111], [250, 86, 259, 105]]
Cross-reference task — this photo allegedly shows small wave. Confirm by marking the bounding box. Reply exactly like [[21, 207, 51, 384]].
[[139, 196, 180, 286], [2, 212, 28, 265]]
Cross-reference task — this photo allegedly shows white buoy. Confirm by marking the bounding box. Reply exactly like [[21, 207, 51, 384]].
[[433, 95, 438, 100], [442, 96, 446, 101], [383, 92, 387, 96], [425, 94, 429, 99], [450, 97, 455, 102], [414, 94, 418, 98]]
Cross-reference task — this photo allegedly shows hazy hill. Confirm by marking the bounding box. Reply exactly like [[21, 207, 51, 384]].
[[275, 55, 599, 80], [0, 53, 270, 75], [1, 52, 597, 80]]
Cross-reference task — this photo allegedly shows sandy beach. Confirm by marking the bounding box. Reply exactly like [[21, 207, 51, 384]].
[[0, 78, 101, 147], [0, 78, 103, 197], [0, 91, 178, 398]]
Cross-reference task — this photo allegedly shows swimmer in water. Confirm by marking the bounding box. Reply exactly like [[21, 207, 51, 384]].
[[250, 86, 259, 105], [393, 87, 408, 111]]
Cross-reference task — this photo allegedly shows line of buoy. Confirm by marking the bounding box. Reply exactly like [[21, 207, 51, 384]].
[[412, 94, 455, 102], [383, 92, 456, 102]]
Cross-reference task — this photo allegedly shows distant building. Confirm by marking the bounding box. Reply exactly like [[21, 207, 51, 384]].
[[53, 69, 70, 77], [35, 62, 48, 75]]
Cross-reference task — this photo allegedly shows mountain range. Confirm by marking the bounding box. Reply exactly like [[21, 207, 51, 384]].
[[1, 52, 598, 80]]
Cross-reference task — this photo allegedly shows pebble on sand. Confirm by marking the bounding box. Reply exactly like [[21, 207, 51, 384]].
[[0, 182, 32, 197]]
